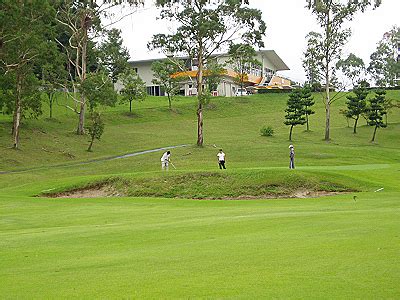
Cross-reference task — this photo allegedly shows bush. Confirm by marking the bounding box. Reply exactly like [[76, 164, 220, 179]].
[[260, 126, 274, 137]]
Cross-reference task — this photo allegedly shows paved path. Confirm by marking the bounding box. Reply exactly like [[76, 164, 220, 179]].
[[0, 144, 188, 175]]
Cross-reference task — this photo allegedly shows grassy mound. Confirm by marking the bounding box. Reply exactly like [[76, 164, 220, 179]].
[[44, 170, 362, 199]]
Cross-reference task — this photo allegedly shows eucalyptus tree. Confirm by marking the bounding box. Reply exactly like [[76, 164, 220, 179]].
[[337, 53, 366, 88], [305, 0, 382, 141], [368, 26, 400, 87], [302, 32, 323, 89], [150, 0, 266, 146], [0, 0, 56, 149], [55, 0, 143, 135]]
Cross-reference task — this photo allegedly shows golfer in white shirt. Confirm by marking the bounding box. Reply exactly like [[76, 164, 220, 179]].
[[161, 151, 171, 170], [217, 149, 226, 169]]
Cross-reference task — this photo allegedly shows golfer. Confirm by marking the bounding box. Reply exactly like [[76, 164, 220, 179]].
[[161, 150, 171, 170], [289, 144, 295, 169], [217, 149, 226, 169]]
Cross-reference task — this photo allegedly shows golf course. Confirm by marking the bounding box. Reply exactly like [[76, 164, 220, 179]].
[[1, 92, 399, 298]]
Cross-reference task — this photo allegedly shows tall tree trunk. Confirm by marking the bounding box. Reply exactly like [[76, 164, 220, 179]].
[[196, 45, 204, 147], [324, 70, 331, 141], [77, 99, 86, 134], [12, 73, 22, 149], [77, 19, 88, 135], [325, 102, 330, 141], [371, 126, 378, 142], [353, 116, 359, 134], [289, 125, 293, 141], [324, 10, 331, 141], [168, 93, 172, 110], [129, 99, 132, 112], [306, 113, 310, 131]]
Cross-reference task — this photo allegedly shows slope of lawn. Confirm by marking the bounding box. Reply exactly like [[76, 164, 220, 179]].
[[0, 90, 400, 298]]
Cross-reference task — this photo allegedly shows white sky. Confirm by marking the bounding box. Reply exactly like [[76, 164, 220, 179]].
[[111, 0, 400, 83]]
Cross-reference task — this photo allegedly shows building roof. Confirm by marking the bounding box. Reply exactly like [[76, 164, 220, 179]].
[[130, 49, 290, 71], [258, 50, 290, 71]]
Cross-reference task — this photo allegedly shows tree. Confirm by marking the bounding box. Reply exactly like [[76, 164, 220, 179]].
[[368, 26, 400, 87], [151, 58, 184, 109], [80, 71, 118, 111], [0, 0, 56, 149], [382, 97, 400, 125], [40, 48, 68, 119], [119, 68, 147, 113], [305, 0, 381, 141], [56, 0, 144, 135], [366, 89, 387, 142], [301, 86, 315, 131], [150, 0, 266, 146], [203, 58, 226, 94], [80, 71, 117, 151], [337, 53, 366, 88], [97, 28, 130, 83], [345, 81, 369, 134], [86, 111, 104, 152], [284, 89, 306, 141], [303, 32, 323, 88], [227, 43, 261, 95]]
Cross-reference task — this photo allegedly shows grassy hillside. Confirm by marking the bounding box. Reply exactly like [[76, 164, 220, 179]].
[[1, 91, 399, 171], [1, 91, 400, 298]]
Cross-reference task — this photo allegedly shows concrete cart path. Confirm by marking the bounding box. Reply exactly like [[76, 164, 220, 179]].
[[0, 144, 189, 175]]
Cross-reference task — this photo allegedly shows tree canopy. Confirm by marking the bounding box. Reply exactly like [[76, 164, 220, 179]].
[[149, 0, 266, 146]]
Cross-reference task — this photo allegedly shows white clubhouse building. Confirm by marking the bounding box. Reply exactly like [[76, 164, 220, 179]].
[[126, 50, 290, 97]]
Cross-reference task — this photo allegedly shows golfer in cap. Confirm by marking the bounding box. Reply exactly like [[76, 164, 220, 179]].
[[289, 144, 295, 169], [161, 150, 171, 170]]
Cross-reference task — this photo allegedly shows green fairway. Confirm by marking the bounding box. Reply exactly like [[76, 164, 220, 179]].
[[1, 92, 400, 298]]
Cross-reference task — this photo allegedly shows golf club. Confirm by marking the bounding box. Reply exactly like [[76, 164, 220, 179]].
[[170, 162, 177, 169]]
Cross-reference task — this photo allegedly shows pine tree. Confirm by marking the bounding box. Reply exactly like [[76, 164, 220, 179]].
[[345, 82, 369, 134], [284, 90, 306, 141], [367, 89, 387, 142]]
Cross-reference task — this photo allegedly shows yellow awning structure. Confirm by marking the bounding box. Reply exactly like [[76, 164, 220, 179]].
[[171, 69, 262, 84]]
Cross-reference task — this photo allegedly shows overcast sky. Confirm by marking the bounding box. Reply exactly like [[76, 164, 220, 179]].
[[111, 0, 400, 83]]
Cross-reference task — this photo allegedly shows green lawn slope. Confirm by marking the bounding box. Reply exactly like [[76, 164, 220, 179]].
[[0, 91, 399, 298]]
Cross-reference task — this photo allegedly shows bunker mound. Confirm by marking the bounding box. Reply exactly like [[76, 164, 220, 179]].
[[43, 172, 359, 200]]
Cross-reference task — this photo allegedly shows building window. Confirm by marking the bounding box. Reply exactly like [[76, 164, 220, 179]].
[[147, 86, 162, 96]]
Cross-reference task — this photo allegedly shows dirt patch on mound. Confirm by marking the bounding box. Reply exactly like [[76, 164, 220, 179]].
[[46, 187, 345, 200], [200, 190, 346, 200], [47, 185, 123, 198]]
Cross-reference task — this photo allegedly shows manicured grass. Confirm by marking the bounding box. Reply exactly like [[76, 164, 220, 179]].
[[1, 184, 399, 298], [0, 91, 400, 298]]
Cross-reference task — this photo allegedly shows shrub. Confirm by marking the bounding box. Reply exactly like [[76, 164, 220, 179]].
[[260, 126, 274, 137]]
